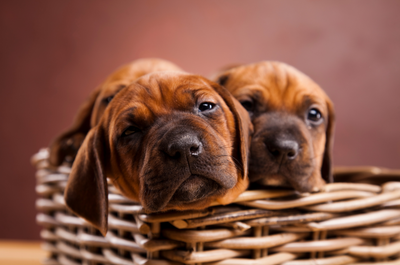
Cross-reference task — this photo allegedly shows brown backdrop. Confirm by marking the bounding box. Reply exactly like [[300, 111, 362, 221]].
[[1, 0, 399, 240]]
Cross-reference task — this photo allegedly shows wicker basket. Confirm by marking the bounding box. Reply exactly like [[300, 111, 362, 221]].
[[32, 148, 400, 265]]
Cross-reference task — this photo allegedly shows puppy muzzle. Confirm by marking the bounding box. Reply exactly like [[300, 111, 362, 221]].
[[249, 113, 319, 192], [142, 122, 236, 212]]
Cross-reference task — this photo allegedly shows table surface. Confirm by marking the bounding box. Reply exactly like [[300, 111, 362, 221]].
[[0, 240, 48, 265]]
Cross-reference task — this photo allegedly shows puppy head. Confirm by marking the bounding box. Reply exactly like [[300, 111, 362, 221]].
[[64, 72, 251, 234], [215, 61, 334, 192], [48, 58, 182, 166]]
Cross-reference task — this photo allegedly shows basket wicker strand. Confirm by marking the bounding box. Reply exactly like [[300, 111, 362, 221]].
[[32, 148, 400, 265]]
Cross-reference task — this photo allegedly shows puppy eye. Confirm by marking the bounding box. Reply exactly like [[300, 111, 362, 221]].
[[104, 96, 114, 104], [307, 108, 322, 123], [199, 102, 215, 112], [123, 126, 138, 136], [240, 100, 254, 112]]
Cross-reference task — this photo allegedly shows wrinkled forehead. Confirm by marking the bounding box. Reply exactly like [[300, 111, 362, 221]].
[[107, 72, 222, 118], [227, 62, 329, 111], [100, 63, 185, 96]]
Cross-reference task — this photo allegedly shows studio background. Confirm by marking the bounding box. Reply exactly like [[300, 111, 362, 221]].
[[1, 0, 399, 240]]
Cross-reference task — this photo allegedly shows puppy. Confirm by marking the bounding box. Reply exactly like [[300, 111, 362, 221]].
[[49, 58, 183, 166], [214, 61, 334, 193], [65, 72, 252, 234]]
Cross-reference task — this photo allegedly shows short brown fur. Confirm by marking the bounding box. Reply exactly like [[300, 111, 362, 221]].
[[65, 72, 252, 235], [49, 58, 183, 166], [215, 61, 334, 193]]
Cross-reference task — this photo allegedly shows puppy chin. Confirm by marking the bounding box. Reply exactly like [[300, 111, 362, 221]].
[[256, 175, 288, 187], [169, 175, 221, 204], [142, 174, 232, 213], [255, 172, 325, 193]]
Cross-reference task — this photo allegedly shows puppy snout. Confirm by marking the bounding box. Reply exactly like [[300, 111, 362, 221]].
[[163, 132, 203, 162], [265, 138, 299, 160]]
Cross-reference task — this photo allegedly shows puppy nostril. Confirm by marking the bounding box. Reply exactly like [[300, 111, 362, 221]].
[[165, 149, 181, 159], [270, 149, 280, 157], [172, 152, 181, 159], [190, 146, 198, 154], [189, 143, 202, 156], [164, 133, 203, 160], [265, 138, 299, 160], [287, 151, 296, 159], [284, 141, 299, 159]]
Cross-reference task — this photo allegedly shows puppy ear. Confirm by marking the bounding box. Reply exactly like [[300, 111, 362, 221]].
[[215, 72, 230, 87], [212, 63, 243, 85], [49, 86, 101, 166], [321, 98, 335, 183], [210, 82, 253, 180], [64, 126, 109, 236]]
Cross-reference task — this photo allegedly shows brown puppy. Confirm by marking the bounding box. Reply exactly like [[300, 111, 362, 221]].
[[49, 58, 183, 166], [65, 72, 252, 234], [215, 61, 334, 192]]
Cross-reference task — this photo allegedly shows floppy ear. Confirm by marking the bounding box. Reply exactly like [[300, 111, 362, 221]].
[[215, 72, 230, 87], [321, 98, 335, 183], [64, 126, 109, 236], [211, 63, 242, 84], [210, 82, 253, 180], [49, 86, 101, 166]]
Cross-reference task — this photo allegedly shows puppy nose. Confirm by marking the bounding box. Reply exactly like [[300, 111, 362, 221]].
[[165, 133, 203, 160], [265, 138, 299, 160]]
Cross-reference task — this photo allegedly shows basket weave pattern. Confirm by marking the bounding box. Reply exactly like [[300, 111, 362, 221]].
[[33, 149, 400, 265]]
